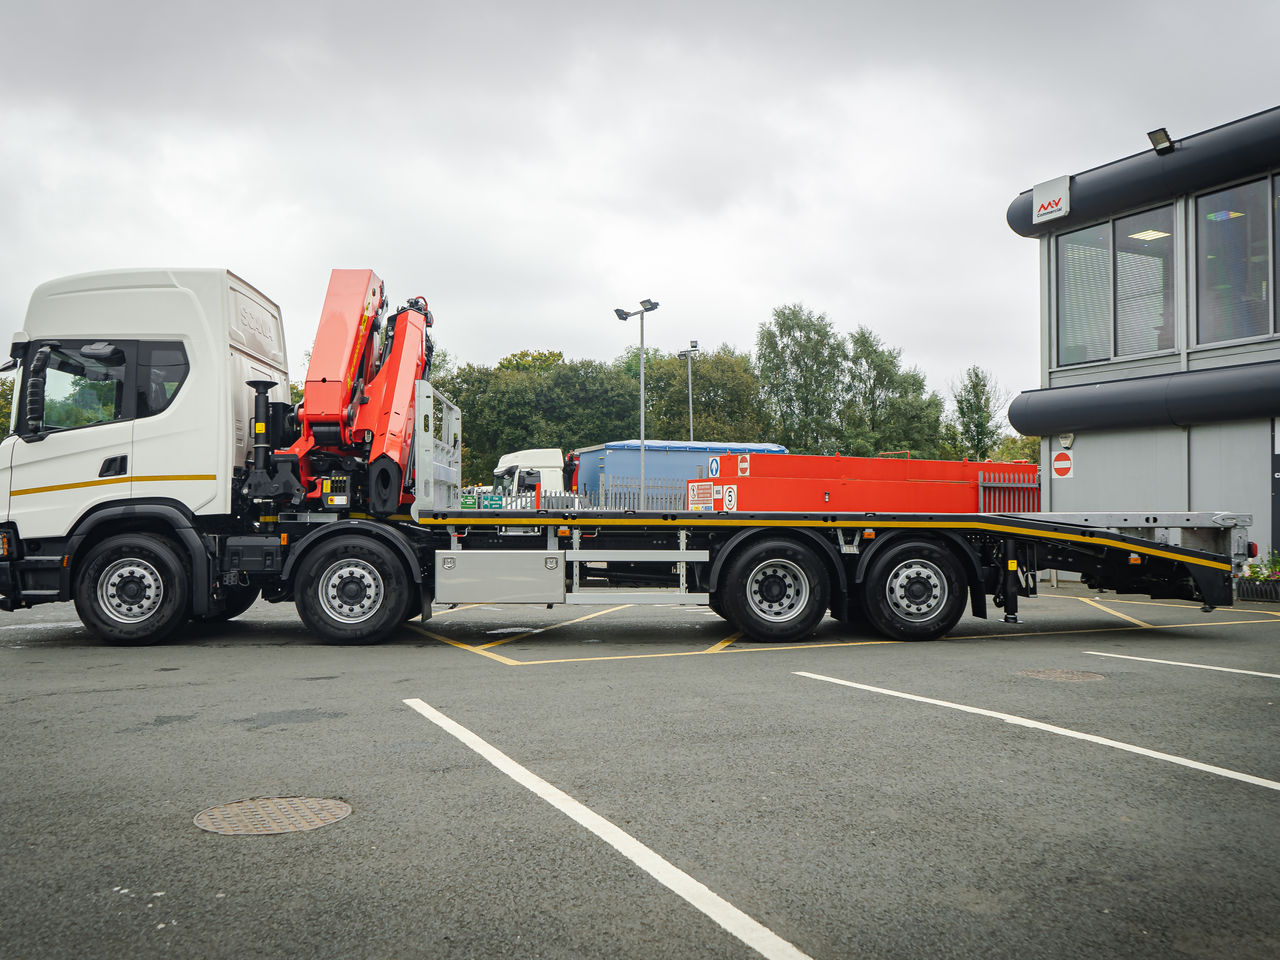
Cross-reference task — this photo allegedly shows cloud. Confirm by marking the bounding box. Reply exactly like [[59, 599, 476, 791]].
[[2, 0, 1277, 404]]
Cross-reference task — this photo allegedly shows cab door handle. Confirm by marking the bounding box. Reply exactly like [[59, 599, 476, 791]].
[[99, 455, 128, 478]]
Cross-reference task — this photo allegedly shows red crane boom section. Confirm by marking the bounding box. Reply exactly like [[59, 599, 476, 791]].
[[280, 269, 429, 511]]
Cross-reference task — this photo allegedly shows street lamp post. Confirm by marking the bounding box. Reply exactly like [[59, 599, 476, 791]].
[[677, 340, 699, 442], [614, 298, 660, 508]]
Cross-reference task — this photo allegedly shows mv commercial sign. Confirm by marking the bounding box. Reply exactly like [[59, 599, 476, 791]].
[[1032, 175, 1071, 225]]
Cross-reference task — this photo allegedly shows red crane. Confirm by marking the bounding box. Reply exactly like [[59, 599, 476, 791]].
[[277, 269, 434, 515]]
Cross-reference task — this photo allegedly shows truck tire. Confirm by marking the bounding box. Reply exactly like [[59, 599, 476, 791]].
[[707, 593, 737, 626], [195, 585, 260, 623], [861, 539, 966, 641], [721, 538, 829, 642], [294, 535, 411, 643], [74, 533, 191, 645]]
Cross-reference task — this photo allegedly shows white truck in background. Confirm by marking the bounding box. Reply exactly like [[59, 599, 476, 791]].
[[492, 448, 567, 497]]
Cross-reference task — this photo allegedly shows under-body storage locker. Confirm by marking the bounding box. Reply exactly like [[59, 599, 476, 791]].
[[434, 550, 565, 603]]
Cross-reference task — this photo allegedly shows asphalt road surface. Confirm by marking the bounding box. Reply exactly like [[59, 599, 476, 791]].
[[3, 585, 1278, 959]]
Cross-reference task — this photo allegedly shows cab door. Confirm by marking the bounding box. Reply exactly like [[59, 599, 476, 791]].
[[129, 341, 219, 513], [7, 340, 135, 540]]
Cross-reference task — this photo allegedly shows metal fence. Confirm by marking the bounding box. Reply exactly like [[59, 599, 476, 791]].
[[977, 468, 1041, 513], [476, 477, 690, 512], [581, 477, 690, 512]]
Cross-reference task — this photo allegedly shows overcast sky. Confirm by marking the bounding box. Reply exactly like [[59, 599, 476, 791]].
[[3, 0, 1277, 410]]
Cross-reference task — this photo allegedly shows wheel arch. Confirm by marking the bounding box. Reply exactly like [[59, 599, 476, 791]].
[[854, 530, 987, 619], [65, 499, 212, 615], [708, 526, 846, 597], [281, 520, 423, 586]]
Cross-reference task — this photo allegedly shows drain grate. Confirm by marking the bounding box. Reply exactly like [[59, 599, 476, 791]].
[[194, 797, 352, 835], [1018, 668, 1106, 682]]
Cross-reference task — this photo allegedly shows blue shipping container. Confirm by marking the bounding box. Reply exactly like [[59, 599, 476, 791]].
[[574, 440, 787, 495]]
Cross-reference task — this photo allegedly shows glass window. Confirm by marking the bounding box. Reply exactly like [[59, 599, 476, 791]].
[[137, 341, 189, 417], [1056, 224, 1111, 365], [1274, 176, 1280, 330], [1115, 206, 1176, 355], [39, 344, 127, 431], [1196, 180, 1270, 344]]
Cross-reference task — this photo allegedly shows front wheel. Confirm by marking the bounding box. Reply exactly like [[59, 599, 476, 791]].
[[294, 535, 411, 643], [74, 534, 191, 645], [721, 538, 830, 642], [861, 540, 967, 641]]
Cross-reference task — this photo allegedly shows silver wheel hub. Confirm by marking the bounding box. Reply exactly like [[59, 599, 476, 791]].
[[98, 558, 164, 623], [318, 559, 384, 624], [746, 558, 809, 623], [885, 559, 947, 622]]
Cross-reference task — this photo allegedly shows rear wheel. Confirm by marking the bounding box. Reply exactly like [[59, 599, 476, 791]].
[[861, 539, 966, 641], [74, 534, 190, 645], [721, 538, 829, 642], [294, 535, 411, 643]]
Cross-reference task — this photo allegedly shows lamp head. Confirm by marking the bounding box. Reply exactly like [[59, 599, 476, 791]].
[[1147, 127, 1174, 155]]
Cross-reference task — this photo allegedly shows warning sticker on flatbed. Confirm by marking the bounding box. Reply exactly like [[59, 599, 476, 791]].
[[687, 481, 714, 510]]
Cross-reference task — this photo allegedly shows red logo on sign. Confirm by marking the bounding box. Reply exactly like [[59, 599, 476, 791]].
[[1037, 198, 1063, 214], [1052, 451, 1073, 478]]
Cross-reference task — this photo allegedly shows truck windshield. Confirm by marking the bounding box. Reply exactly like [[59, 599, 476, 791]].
[[39, 345, 127, 431]]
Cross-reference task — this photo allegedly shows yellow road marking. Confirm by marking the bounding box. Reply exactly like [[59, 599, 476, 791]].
[[413, 627, 897, 665], [477, 605, 632, 649], [703, 634, 742, 653], [429, 603, 491, 617], [1078, 597, 1153, 628], [406, 624, 521, 664]]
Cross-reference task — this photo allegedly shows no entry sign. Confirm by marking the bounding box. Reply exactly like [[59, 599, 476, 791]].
[[1052, 450, 1074, 478]]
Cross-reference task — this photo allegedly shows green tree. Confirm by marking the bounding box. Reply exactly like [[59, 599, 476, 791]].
[[841, 327, 944, 458], [754, 304, 847, 454], [992, 433, 1040, 464], [0, 376, 11, 436], [949, 366, 1009, 461], [428, 345, 455, 381], [641, 346, 770, 444], [497, 349, 564, 372], [435, 357, 637, 485]]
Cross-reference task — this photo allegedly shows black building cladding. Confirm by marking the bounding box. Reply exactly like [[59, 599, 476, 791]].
[[1006, 105, 1280, 435], [1007, 106, 1280, 240]]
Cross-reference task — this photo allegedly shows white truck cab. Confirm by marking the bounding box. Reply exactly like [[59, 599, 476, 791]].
[[492, 447, 566, 496], [2, 269, 289, 538]]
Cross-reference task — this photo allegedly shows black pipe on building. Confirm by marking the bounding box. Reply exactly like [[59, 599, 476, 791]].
[[1008, 360, 1280, 435]]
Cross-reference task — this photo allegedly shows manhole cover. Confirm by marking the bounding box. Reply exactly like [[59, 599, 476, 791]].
[[1018, 669, 1106, 682], [194, 797, 352, 835]]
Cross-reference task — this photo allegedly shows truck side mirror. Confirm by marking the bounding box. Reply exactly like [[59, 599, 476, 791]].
[[24, 344, 54, 436]]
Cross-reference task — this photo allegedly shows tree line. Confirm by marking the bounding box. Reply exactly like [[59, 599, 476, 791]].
[[0, 304, 1038, 482], [434, 304, 1037, 485]]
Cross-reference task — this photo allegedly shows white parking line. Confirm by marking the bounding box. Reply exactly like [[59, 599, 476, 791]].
[[0, 621, 82, 631], [402, 698, 814, 960], [1085, 651, 1280, 679], [794, 672, 1280, 793]]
